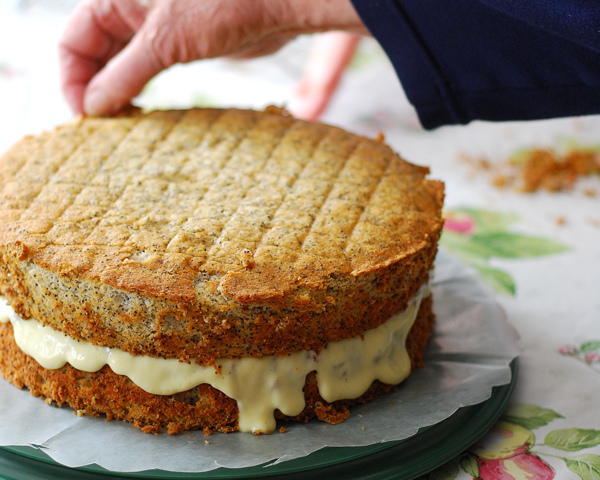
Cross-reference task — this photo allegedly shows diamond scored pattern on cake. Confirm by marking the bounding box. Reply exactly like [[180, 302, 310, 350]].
[[0, 109, 440, 298]]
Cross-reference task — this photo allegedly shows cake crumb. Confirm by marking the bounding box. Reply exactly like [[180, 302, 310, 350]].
[[491, 174, 509, 188], [586, 218, 600, 228], [555, 216, 567, 226], [279, 426, 287, 434], [460, 146, 600, 193]]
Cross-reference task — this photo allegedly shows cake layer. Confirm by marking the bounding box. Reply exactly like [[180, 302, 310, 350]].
[[0, 108, 444, 364], [0, 286, 429, 433], [0, 294, 435, 434]]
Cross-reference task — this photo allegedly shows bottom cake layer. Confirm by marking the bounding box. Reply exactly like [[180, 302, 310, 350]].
[[0, 295, 434, 435]]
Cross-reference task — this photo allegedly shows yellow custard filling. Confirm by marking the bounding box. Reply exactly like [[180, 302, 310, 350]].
[[0, 286, 427, 433]]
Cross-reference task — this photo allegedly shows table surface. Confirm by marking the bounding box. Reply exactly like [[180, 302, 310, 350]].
[[1, 2, 599, 479]]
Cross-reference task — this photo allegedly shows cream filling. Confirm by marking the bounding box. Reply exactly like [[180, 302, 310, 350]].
[[0, 285, 428, 433]]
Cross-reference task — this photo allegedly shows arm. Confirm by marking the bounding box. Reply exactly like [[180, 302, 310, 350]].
[[351, 0, 600, 128]]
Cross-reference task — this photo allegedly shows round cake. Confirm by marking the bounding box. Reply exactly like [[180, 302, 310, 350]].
[[0, 107, 444, 434]]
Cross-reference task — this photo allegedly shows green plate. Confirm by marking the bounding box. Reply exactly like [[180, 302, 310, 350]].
[[0, 359, 517, 480]]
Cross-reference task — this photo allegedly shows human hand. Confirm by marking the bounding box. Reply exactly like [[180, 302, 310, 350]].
[[289, 32, 360, 121], [59, 0, 366, 116]]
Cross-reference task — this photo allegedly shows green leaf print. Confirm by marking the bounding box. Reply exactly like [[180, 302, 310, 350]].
[[468, 232, 569, 258], [545, 429, 600, 452], [472, 265, 516, 296], [442, 207, 569, 295], [564, 454, 600, 480], [440, 231, 494, 263], [459, 453, 480, 478], [502, 404, 563, 430], [579, 342, 600, 353]]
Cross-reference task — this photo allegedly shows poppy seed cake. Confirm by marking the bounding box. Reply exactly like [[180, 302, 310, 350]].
[[0, 107, 444, 434]]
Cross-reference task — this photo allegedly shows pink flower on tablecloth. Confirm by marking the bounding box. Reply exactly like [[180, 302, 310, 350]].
[[478, 453, 554, 480], [558, 344, 577, 356], [443, 213, 475, 235], [585, 352, 600, 364]]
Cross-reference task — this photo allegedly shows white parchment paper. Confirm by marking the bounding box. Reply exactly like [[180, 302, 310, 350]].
[[0, 251, 519, 473]]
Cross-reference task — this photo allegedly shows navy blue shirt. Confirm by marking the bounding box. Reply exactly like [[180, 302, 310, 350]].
[[351, 1, 600, 128]]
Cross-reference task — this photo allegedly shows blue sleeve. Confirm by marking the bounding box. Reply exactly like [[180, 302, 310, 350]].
[[350, 0, 600, 129]]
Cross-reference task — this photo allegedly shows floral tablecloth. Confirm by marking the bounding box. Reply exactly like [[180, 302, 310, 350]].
[[1, 2, 600, 479]]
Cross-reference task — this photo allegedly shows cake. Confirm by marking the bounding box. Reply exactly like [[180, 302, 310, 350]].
[[0, 107, 444, 435]]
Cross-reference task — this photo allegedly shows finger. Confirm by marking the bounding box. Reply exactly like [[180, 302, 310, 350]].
[[58, 0, 148, 114], [289, 32, 360, 121], [83, 33, 163, 116], [82, 2, 199, 116]]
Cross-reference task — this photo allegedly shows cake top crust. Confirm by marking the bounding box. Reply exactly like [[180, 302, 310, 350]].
[[0, 107, 444, 306]]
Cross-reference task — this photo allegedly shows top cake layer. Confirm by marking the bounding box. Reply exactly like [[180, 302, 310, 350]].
[[0, 108, 444, 364]]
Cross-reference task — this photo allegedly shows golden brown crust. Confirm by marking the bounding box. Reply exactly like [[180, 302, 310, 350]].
[[0, 295, 435, 434], [0, 108, 444, 364]]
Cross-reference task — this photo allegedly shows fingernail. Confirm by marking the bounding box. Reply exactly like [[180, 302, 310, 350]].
[[287, 94, 309, 120], [84, 89, 112, 116]]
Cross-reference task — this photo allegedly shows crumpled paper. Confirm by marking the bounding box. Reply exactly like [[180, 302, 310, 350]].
[[0, 250, 519, 473]]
